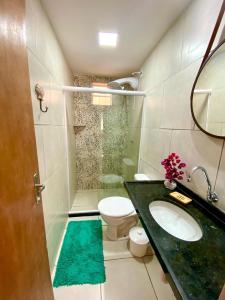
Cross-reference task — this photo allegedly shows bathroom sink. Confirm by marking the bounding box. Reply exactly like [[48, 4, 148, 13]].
[[149, 201, 202, 242]]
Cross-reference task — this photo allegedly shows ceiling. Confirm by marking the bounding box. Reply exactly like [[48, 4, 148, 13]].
[[42, 0, 192, 77]]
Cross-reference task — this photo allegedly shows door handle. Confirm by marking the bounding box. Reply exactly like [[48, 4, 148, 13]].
[[34, 173, 45, 205]]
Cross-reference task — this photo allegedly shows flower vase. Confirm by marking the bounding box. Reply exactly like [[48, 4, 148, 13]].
[[164, 180, 177, 190]]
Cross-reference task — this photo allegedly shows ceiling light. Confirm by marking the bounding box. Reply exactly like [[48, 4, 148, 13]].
[[98, 32, 118, 47]]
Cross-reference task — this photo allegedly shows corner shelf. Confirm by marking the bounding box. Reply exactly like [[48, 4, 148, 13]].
[[73, 125, 86, 134]]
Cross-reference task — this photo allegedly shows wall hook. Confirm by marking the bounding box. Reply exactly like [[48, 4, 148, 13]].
[[35, 84, 48, 113]]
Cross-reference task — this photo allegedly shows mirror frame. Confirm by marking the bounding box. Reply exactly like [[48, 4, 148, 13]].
[[190, 0, 225, 139], [190, 38, 225, 139]]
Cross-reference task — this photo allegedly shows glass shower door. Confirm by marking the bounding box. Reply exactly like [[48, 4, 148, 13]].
[[97, 95, 143, 202]]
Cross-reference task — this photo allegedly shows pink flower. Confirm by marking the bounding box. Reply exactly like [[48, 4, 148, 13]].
[[178, 163, 186, 169], [161, 153, 186, 182]]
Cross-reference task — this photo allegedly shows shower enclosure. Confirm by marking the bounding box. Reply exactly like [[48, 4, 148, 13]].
[[72, 75, 144, 212]]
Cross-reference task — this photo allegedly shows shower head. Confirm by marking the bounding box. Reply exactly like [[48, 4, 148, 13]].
[[107, 80, 123, 90], [131, 71, 142, 78], [107, 72, 142, 90]]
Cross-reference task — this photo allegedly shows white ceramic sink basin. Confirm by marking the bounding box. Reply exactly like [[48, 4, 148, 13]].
[[149, 201, 202, 242]]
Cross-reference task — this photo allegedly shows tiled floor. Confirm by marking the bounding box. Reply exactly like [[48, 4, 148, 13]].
[[71, 188, 129, 211], [53, 216, 176, 300]]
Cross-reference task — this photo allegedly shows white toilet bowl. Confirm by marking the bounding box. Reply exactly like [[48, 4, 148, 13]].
[[98, 196, 138, 240]]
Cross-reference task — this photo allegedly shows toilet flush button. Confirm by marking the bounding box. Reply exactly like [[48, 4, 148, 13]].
[[137, 230, 142, 235]]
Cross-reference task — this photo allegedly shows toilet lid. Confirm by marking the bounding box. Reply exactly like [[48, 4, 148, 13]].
[[98, 197, 135, 217]]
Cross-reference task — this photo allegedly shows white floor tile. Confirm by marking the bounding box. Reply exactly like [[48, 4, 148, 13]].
[[71, 188, 130, 211], [72, 190, 98, 207], [146, 245, 155, 256], [134, 221, 155, 255], [102, 226, 133, 260], [54, 284, 101, 300], [71, 206, 99, 212], [97, 188, 129, 200], [101, 258, 157, 300], [101, 221, 154, 258], [144, 255, 176, 300], [99, 216, 107, 226]]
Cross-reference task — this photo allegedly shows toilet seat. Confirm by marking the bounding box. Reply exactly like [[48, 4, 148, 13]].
[[98, 197, 134, 218]]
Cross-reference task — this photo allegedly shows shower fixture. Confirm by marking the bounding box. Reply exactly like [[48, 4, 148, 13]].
[[35, 78, 146, 98], [107, 71, 142, 90]]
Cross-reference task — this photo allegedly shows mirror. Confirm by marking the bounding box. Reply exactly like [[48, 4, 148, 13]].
[[191, 39, 225, 138]]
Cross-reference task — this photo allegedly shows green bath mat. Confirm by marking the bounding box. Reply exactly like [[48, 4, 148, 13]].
[[53, 220, 105, 287]]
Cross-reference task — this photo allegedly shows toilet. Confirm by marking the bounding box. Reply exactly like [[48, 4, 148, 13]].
[[98, 173, 150, 240], [98, 196, 138, 240]]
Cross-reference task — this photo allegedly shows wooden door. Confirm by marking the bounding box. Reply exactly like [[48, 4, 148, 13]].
[[0, 1, 54, 299]]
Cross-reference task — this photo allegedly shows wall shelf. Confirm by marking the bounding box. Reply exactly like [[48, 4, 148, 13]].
[[73, 125, 86, 134]]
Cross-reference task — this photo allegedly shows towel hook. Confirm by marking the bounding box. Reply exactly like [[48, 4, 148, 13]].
[[35, 84, 48, 113]]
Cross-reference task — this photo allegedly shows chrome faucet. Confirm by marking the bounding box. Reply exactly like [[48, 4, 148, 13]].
[[187, 166, 219, 203]]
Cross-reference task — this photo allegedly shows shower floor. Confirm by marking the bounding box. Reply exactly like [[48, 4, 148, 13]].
[[71, 188, 129, 212]]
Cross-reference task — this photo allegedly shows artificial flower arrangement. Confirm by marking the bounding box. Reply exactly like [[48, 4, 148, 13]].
[[161, 153, 186, 190]]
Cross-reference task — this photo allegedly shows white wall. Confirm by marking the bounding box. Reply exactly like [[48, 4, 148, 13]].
[[139, 0, 225, 212], [26, 0, 76, 272]]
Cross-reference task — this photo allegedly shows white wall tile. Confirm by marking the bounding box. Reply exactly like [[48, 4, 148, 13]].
[[26, 0, 37, 52], [28, 51, 52, 125], [34, 125, 46, 182], [139, 159, 164, 180], [170, 130, 223, 200], [161, 60, 201, 130], [65, 92, 77, 207], [156, 18, 183, 81], [141, 48, 162, 91], [35, 1, 56, 76], [141, 17, 183, 90], [43, 125, 66, 178], [143, 85, 163, 129], [46, 217, 67, 272], [50, 88, 65, 126], [140, 128, 172, 171], [26, 0, 76, 272], [181, 0, 222, 68], [42, 164, 69, 234]]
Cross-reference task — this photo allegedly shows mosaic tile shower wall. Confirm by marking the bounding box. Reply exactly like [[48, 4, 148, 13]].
[[73, 74, 143, 190]]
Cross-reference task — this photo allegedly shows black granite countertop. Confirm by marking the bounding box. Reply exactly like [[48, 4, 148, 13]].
[[124, 180, 225, 300]]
